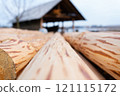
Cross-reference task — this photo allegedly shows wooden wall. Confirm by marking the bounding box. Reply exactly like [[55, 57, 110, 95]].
[[13, 19, 40, 30]]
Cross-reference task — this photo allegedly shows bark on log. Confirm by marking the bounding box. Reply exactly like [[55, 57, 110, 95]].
[[18, 33, 104, 80], [0, 49, 16, 80], [64, 32, 120, 79]]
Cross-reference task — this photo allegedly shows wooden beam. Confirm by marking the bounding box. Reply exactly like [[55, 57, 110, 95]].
[[0, 28, 54, 77], [18, 33, 104, 80], [64, 32, 120, 79], [62, 21, 64, 33], [44, 14, 71, 19], [0, 38, 37, 75], [72, 18, 75, 32], [40, 18, 43, 28]]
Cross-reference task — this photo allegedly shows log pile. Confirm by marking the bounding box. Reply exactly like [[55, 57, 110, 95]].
[[0, 39, 36, 75], [0, 28, 53, 79], [64, 32, 120, 79], [0, 28, 120, 80], [18, 33, 104, 80]]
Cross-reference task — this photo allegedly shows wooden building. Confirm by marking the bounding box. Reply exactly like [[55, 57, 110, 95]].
[[13, 0, 85, 32]]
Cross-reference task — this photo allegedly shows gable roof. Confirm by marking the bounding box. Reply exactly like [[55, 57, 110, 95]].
[[17, 0, 61, 22], [15, 0, 85, 23], [60, 0, 85, 20]]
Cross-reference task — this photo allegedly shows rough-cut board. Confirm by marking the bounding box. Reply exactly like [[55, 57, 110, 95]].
[[0, 39, 36, 75], [18, 33, 104, 80], [64, 32, 120, 79], [0, 49, 16, 80]]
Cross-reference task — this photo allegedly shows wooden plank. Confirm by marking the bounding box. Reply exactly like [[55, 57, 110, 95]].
[[64, 32, 120, 79], [18, 33, 104, 80], [0, 49, 16, 80]]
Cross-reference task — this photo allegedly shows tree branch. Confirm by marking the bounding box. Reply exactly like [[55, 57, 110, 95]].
[[2, 0, 16, 17]]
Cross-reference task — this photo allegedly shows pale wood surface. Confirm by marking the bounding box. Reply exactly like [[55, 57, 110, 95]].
[[0, 28, 53, 76], [0, 28, 53, 51], [0, 39, 36, 75], [64, 32, 120, 79], [18, 33, 104, 80]]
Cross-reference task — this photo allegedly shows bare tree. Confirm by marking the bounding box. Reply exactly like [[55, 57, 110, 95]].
[[2, 0, 26, 28]]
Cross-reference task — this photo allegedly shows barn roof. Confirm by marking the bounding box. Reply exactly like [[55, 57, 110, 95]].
[[18, 0, 85, 23], [18, 0, 61, 22]]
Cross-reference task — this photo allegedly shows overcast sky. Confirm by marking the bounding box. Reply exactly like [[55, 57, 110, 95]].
[[0, 0, 120, 27], [71, 0, 120, 26]]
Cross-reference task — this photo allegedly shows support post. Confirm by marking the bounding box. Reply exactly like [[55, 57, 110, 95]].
[[62, 21, 64, 33], [72, 18, 75, 32], [40, 18, 43, 29]]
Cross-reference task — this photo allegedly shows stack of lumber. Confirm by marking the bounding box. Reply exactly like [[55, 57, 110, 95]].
[[64, 32, 120, 79], [18, 33, 104, 80]]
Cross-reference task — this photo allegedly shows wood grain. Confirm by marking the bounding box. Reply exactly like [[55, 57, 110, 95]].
[[18, 33, 104, 80], [0, 49, 16, 80], [0, 28, 54, 79], [0, 39, 36, 75], [64, 32, 120, 79], [0, 28, 54, 51]]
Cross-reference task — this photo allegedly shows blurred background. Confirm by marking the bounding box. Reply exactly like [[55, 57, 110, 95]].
[[0, 0, 120, 32]]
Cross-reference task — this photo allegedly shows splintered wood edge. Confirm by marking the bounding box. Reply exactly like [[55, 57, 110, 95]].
[[0, 48, 16, 80]]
